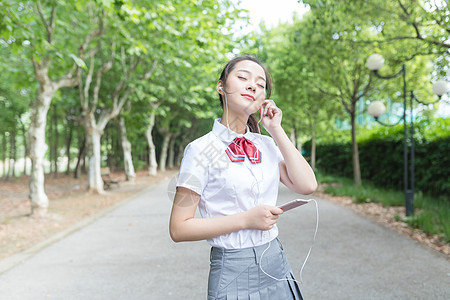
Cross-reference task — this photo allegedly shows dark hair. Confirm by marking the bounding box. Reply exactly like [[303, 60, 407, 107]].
[[218, 56, 272, 133]]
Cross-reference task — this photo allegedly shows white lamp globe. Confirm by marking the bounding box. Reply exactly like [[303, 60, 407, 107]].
[[368, 101, 386, 118], [366, 54, 385, 71], [432, 80, 450, 96]]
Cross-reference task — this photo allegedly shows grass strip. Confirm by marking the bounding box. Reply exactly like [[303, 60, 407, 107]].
[[316, 171, 449, 243]]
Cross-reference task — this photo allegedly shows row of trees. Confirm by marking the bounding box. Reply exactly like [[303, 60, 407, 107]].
[[252, 0, 448, 186], [1, 0, 448, 216], [0, 0, 243, 215]]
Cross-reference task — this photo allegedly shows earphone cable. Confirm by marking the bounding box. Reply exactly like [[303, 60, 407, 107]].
[[259, 198, 319, 284]]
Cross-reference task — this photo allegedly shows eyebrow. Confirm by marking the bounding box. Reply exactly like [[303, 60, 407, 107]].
[[237, 69, 266, 82]]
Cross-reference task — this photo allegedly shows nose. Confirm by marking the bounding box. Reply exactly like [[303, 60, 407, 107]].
[[246, 82, 256, 93]]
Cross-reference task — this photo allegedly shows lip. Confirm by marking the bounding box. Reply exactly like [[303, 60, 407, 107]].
[[241, 94, 255, 101]]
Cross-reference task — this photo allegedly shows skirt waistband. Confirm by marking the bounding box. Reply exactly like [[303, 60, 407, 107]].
[[210, 238, 282, 264]]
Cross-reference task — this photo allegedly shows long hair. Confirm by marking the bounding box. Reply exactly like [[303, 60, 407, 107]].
[[218, 56, 272, 133]]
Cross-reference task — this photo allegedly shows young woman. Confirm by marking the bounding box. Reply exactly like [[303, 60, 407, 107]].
[[169, 56, 317, 299]]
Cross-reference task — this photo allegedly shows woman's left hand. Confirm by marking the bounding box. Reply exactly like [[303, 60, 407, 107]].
[[260, 99, 282, 133]]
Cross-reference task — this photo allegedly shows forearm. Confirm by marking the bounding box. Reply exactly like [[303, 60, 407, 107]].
[[170, 212, 247, 242], [269, 126, 317, 193]]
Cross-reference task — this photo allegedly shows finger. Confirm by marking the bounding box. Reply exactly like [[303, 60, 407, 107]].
[[266, 101, 278, 116], [262, 100, 272, 114], [264, 103, 273, 116], [270, 206, 283, 215], [259, 103, 266, 117], [271, 106, 281, 118], [262, 103, 268, 116]]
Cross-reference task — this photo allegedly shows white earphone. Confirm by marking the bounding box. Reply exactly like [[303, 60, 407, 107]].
[[219, 86, 231, 134]]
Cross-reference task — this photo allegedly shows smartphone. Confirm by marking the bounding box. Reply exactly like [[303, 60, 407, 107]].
[[278, 199, 310, 212]]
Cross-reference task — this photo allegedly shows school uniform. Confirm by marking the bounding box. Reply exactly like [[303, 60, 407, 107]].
[[177, 118, 303, 299]]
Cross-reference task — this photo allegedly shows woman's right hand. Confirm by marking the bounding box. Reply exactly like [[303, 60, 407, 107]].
[[244, 205, 283, 231]]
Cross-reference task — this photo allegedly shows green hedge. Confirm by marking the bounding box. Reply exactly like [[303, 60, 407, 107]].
[[305, 136, 450, 197]]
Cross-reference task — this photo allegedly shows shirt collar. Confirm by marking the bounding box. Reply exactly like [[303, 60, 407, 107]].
[[212, 118, 256, 143]]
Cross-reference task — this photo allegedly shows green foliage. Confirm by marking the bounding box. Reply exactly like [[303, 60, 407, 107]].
[[132, 157, 147, 172], [323, 177, 404, 207], [303, 0, 450, 75], [1, 0, 448, 188], [307, 121, 450, 197], [406, 195, 450, 243], [0, 0, 245, 179]]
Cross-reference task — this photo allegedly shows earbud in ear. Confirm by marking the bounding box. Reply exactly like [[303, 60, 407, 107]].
[[219, 86, 223, 91]]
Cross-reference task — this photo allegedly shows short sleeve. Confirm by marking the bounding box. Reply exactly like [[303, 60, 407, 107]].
[[176, 143, 208, 195], [271, 138, 284, 163]]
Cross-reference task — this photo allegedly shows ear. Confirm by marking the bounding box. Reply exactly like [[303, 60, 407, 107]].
[[216, 81, 223, 94]]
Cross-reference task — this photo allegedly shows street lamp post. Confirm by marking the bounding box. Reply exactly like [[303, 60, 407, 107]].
[[365, 54, 449, 217]]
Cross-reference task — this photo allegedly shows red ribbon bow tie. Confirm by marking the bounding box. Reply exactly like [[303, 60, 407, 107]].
[[225, 137, 262, 164]]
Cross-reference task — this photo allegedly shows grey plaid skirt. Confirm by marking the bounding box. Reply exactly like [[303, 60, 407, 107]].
[[208, 238, 303, 300]]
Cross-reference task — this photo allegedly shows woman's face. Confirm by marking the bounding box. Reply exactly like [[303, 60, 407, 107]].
[[220, 60, 267, 116]]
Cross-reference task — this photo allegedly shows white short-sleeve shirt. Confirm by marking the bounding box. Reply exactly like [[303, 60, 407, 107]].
[[176, 118, 284, 249]]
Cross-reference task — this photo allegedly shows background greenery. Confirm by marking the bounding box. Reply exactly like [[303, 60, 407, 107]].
[[0, 0, 448, 237]]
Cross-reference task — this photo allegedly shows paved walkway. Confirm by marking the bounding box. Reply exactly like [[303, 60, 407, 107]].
[[0, 177, 449, 299]]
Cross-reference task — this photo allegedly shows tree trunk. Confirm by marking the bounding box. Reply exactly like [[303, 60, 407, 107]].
[[119, 117, 136, 181], [29, 86, 56, 216], [176, 141, 184, 167], [54, 108, 59, 176], [65, 118, 73, 175], [4, 135, 9, 180], [159, 132, 172, 172], [1, 134, 6, 179], [289, 127, 296, 147], [20, 121, 29, 176], [105, 128, 112, 169], [146, 113, 158, 176], [350, 111, 362, 186], [49, 111, 54, 174], [53, 105, 59, 177], [10, 129, 16, 177], [167, 134, 177, 170], [85, 125, 104, 193], [74, 135, 86, 179], [311, 127, 316, 171]]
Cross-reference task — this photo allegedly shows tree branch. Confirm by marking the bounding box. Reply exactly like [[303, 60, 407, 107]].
[[78, 73, 86, 111], [114, 89, 132, 116], [316, 86, 340, 99], [140, 59, 158, 80], [357, 73, 372, 100], [340, 98, 351, 114], [54, 74, 77, 89], [36, 1, 56, 43], [121, 47, 128, 77], [78, 10, 105, 57], [396, 0, 410, 17], [84, 55, 96, 102], [90, 42, 115, 114], [31, 53, 51, 86]]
